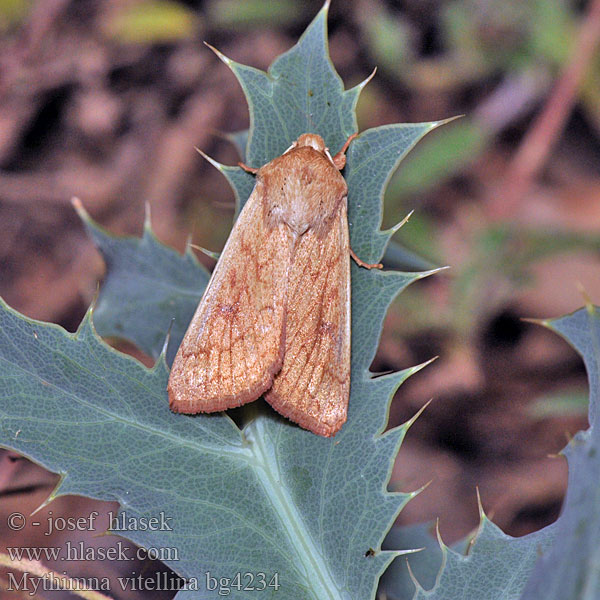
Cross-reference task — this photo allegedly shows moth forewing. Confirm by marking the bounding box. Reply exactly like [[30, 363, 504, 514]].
[[265, 198, 351, 437], [167, 188, 292, 413], [168, 133, 357, 437]]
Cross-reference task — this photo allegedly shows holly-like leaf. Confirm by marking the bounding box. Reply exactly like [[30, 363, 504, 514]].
[[380, 523, 445, 599], [0, 3, 443, 599], [77, 203, 209, 365], [89, 2, 442, 359], [208, 0, 441, 227], [216, 1, 360, 171], [408, 516, 556, 600], [0, 293, 426, 599], [520, 306, 600, 600], [382, 306, 600, 600]]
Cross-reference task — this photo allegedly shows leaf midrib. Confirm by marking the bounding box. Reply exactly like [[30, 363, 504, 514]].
[[249, 420, 343, 600]]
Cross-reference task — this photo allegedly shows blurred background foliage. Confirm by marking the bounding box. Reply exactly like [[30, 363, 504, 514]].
[[1, 0, 600, 596]]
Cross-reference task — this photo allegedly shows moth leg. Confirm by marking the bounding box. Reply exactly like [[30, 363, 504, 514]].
[[332, 132, 358, 170], [350, 247, 382, 270], [238, 161, 258, 174]]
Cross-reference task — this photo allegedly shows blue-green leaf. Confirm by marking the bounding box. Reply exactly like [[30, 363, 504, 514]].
[[520, 306, 600, 600], [383, 305, 599, 600], [77, 203, 209, 365], [410, 517, 556, 600]]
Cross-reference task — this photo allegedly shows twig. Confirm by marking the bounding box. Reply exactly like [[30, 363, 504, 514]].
[[496, 0, 600, 218]]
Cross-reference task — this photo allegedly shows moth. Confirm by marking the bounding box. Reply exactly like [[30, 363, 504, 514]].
[[168, 133, 381, 437]]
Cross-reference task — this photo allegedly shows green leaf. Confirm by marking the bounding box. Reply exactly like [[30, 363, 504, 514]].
[[206, 0, 305, 30], [0, 295, 426, 599], [380, 524, 444, 599], [381, 522, 527, 599], [0, 299, 239, 573], [407, 516, 556, 600], [0, 3, 442, 599], [528, 389, 588, 419], [105, 0, 199, 44], [344, 123, 441, 264], [209, 1, 443, 222], [382, 305, 600, 600], [218, 2, 359, 171], [520, 306, 600, 600], [76, 204, 209, 365]]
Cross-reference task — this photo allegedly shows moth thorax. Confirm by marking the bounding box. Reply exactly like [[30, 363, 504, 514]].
[[295, 133, 326, 153]]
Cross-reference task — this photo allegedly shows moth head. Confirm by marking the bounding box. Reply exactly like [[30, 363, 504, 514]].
[[289, 133, 336, 165], [294, 133, 326, 153]]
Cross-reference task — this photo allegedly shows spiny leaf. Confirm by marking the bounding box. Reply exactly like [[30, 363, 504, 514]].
[[520, 305, 600, 600], [384, 305, 600, 600], [380, 523, 445, 599], [77, 202, 209, 365], [216, 1, 359, 170], [345, 123, 442, 265], [0, 296, 425, 599], [410, 517, 555, 600], [209, 3, 442, 222]]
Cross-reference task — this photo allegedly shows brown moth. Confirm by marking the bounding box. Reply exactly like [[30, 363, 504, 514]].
[[168, 133, 381, 437]]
